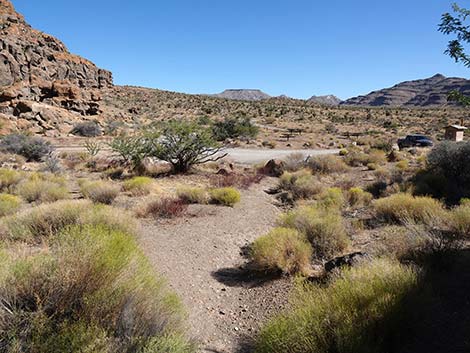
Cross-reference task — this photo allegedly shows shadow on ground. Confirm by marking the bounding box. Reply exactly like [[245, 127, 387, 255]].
[[211, 267, 282, 288]]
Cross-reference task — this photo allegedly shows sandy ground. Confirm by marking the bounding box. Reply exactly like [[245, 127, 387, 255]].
[[137, 179, 292, 353]]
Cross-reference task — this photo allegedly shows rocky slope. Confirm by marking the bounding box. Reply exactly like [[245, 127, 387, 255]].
[[0, 0, 112, 135], [342, 74, 470, 107], [308, 95, 342, 106], [214, 89, 271, 101]]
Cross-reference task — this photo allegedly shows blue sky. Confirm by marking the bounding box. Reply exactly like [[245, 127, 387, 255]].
[[12, 0, 470, 99]]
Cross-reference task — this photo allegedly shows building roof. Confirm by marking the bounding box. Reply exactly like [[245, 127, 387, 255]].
[[446, 125, 468, 130]]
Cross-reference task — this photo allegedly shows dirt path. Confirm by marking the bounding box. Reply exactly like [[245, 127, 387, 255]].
[[137, 179, 291, 353]]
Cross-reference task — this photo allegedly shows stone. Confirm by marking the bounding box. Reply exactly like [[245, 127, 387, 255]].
[[261, 159, 285, 177]]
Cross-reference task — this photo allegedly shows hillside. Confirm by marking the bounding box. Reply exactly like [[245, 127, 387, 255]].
[[342, 74, 470, 107]]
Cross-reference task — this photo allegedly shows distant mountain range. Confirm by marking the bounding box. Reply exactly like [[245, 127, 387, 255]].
[[308, 95, 342, 106], [213, 74, 470, 107], [341, 74, 470, 107], [213, 89, 271, 101]]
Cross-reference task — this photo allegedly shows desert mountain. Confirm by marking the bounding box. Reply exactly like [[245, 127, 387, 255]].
[[308, 95, 342, 106], [214, 89, 271, 101], [342, 74, 470, 107], [0, 0, 112, 135]]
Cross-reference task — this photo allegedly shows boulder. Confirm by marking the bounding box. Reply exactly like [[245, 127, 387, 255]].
[[261, 159, 285, 177]]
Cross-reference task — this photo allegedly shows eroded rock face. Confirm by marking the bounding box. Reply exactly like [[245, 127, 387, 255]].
[[0, 0, 113, 133]]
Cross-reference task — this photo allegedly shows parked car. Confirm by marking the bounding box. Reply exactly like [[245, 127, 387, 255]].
[[397, 134, 433, 149]]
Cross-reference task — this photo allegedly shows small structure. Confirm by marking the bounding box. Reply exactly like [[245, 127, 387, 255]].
[[445, 125, 468, 142]]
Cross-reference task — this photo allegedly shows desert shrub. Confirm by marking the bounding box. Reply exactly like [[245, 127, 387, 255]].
[[306, 155, 348, 174], [344, 149, 386, 168], [41, 153, 62, 173], [123, 176, 154, 196], [249, 227, 313, 276], [367, 162, 378, 170], [16, 179, 69, 203], [0, 200, 137, 242], [177, 186, 208, 204], [347, 187, 373, 207], [80, 180, 120, 204], [70, 121, 102, 137], [317, 187, 345, 210], [418, 141, 470, 203], [280, 205, 349, 260], [209, 187, 241, 207], [137, 198, 188, 219], [279, 170, 323, 200], [396, 160, 409, 171], [0, 193, 21, 217], [370, 226, 426, 261], [0, 134, 52, 161], [256, 259, 418, 353], [212, 116, 259, 141], [0, 225, 191, 352], [0, 168, 24, 191], [374, 193, 447, 225], [284, 153, 307, 172]]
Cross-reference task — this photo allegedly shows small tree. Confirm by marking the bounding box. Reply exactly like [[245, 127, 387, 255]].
[[212, 116, 259, 141], [439, 4, 470, 106], [147, 121, 226, 173], [109, 135, 147, 170]]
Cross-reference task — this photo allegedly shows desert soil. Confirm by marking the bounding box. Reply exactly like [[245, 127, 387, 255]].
[[137, 178, 292, 353]]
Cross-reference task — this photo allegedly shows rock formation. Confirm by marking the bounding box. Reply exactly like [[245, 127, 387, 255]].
[[0, 0, 113, 135]]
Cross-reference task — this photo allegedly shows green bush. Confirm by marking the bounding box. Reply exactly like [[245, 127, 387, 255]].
[[0, 193, 21, 217], [80, 180, 120, 204], [256, 259, 418, 353], [317, 187, 345, 210], [0, 225, 192, 352], [177, 186, 208, 204], [209, 187, 241, 207], [212, 116, 259, 141], [374, 193, 447, 225], [123, 176, 154, 196], [250, 227, 313, 276], [0, 200, 137, 243], [280, 205, 349, 260]]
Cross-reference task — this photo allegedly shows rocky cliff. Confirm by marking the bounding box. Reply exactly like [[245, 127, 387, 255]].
[[0, 0, 113, 135]]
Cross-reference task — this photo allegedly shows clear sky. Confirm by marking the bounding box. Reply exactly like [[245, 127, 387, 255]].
[[12, 0, 470, 99]]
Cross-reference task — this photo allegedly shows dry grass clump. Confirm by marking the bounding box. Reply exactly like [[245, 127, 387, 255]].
[[80, 180, 120, 204], [177, 186, 208, 204], [279, 170, 323, 200], [374, 193, 447, 225], [344, 149, 386, 167], [279, 205, 349, 260], [347, 187, 373, 207], [256, 259, 418, 353], [0, 224, 193, 352], [210, 172, 264, 190], [137, 197, 188, 219], [0, 168, 24, 192], [249, 227, 313, 276], [0, 193, 21, 217], [209, 187, 241, 207], [0, 200, 137, 242], [306, 155, 349, 174], [449, 202, 470, 238], [123, 176, 154, 196], [370, 226, 426, 261], [16, 178, 69, 203]]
